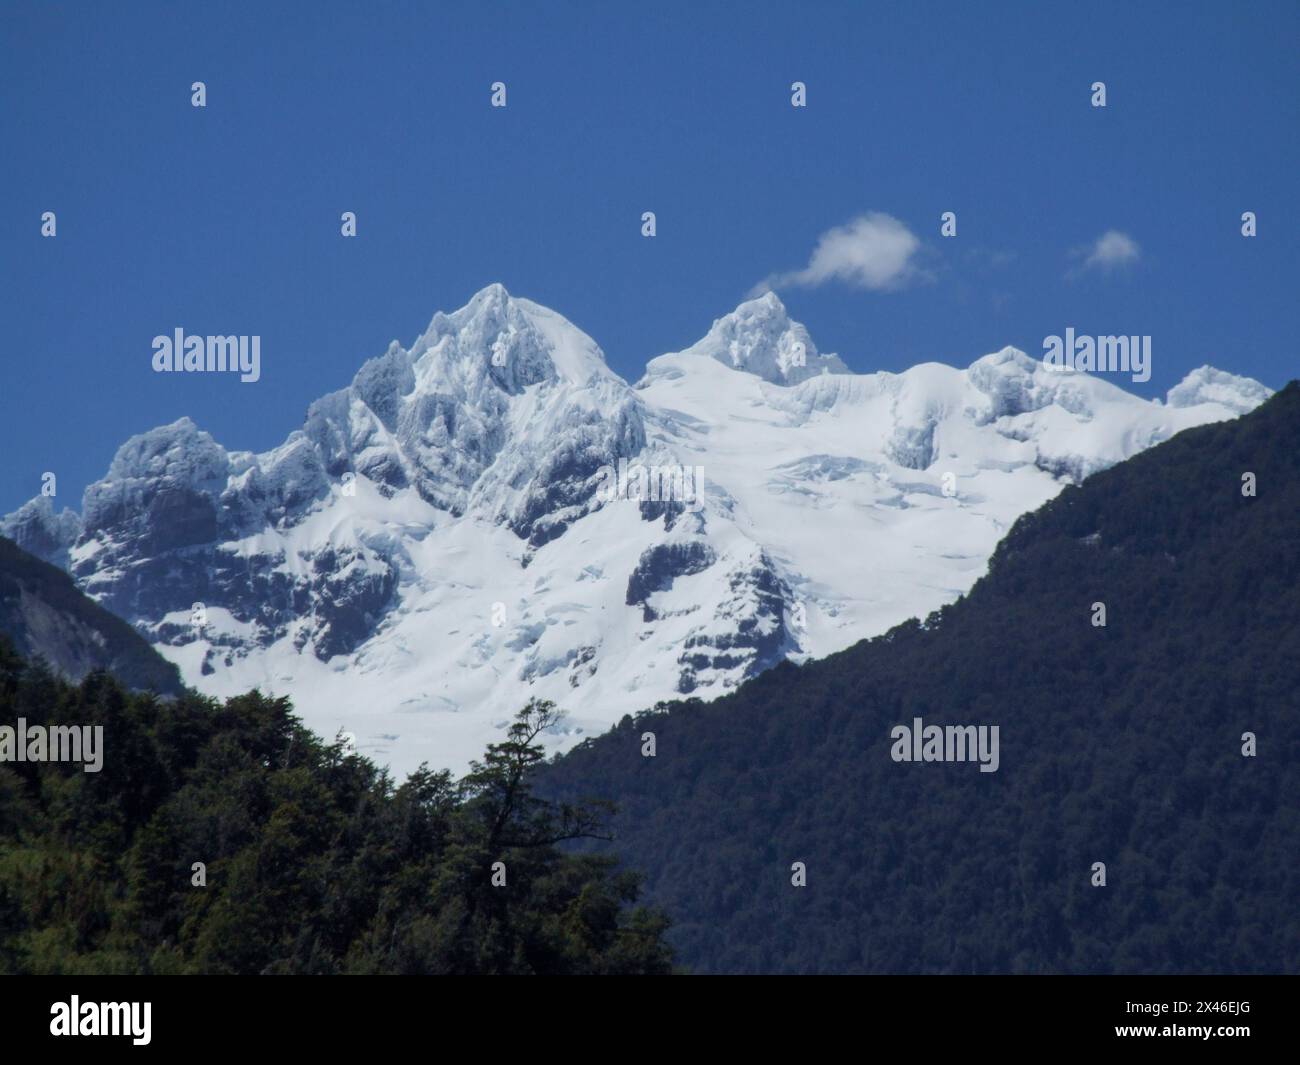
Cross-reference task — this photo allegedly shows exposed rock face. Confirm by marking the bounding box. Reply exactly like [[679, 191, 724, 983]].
[[626, 542, 718, 619], [0, 536, 184, 694]]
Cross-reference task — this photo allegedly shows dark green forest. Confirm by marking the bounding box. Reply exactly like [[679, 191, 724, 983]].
[[543, 382, 1300, 973], [3, 386, 1296, 975], [0, 663, 673, 974]]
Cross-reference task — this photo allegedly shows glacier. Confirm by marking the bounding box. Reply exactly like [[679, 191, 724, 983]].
[[1, 283, 1273, 776]]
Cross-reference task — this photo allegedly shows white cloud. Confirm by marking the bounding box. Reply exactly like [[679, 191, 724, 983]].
[[752, 212, 924, 296], [1071, 229, 1141, 276]]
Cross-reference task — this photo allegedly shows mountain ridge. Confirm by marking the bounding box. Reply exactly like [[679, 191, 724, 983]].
[[1, 285, 1274, 774], [0, 534, 186, 695]]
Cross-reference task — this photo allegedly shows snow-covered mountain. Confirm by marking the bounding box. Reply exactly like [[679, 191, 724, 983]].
[[2, 284, 1272, 775]]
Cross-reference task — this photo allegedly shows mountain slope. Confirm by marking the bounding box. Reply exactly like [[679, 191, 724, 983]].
[[542, 382, 1300, 974], [1, 285, 1273, 774], [0, 536, 184, 695]]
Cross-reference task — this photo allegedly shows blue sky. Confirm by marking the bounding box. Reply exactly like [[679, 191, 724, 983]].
[[2, 0, 1296, 515]]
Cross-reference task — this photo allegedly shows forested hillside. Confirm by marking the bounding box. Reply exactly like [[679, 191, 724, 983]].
[[0, 655, 673, 974], [543, 382, 1300, 973], [0, 535, 184, 695]]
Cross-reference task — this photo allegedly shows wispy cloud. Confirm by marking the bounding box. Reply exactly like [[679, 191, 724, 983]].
[[1069, 229, 1141, 278], [750, 212, 925, 297]]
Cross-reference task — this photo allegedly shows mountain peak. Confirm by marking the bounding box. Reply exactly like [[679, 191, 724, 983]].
[[969, 345, 1037, 371], [476, 280, 510, 299], [0, 495, 82, 567], [1167, 365, 1274, 414], [101, 417, 227, 486], [408, 285, 614, 390], [461, 280, 513, 316], [749, 289, 786, 312], [678, 293, 850, 385]]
